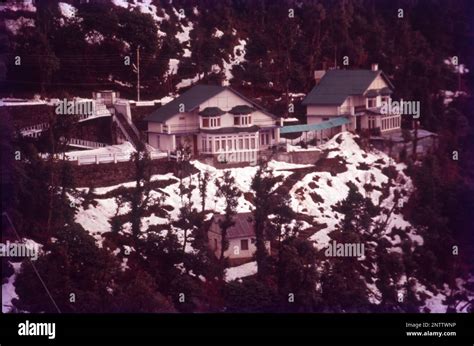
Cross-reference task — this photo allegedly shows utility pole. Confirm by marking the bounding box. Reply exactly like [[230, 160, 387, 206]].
[[137, 45, 140, 101]]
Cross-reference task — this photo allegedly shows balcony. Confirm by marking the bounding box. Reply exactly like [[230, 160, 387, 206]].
[[338, 106, 355, 115], [163, 123, 199, 134]]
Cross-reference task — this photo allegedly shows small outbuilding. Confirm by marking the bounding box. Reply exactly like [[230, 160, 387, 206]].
[[208, 212, 271, 266]]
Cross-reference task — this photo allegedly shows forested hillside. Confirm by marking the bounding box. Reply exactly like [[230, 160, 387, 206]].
[[1, 0, 473, 127]]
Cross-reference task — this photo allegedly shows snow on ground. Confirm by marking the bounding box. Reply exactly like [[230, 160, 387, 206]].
[[222, 39, 247, 85], [59, 2, 77, 18], [176, 20, 193, 43], [213, 28, 224, 38], [74, 133, 413, 249], [70, 131, 472, 311], [0, 0, 36, 12], [4, 17, 35, 35], [65, 141, 135, 160], [225, 261, 257, 282], [2, 262, 22, 313]]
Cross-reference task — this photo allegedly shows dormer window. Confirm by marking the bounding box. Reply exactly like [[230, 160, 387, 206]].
[[234, 115, 252, 126], [229, 105, 255, 127], [365, 89, 378, 108], [202, 117, 221, 128], [199, 107, 224, 128]]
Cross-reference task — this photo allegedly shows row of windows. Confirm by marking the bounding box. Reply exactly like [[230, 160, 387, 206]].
[[367, 96, 390, 108], [381, 116, 401, 130], [202, 115, 253, 128], [234, 115, 252, 126], [202, 117, 221, 128], [201, 134, 258, 152]]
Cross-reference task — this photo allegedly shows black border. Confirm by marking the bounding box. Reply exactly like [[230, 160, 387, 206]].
[[1, 313, 473, 345]]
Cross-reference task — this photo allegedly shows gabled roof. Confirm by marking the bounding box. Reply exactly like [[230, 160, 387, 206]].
[[229, 105, 255, 115], [302, 69, 395, 106], [146, 85, 225, 123], [199, 107, 226, 117], [146, 85, 277, 123], [211, 212, 255, 239]]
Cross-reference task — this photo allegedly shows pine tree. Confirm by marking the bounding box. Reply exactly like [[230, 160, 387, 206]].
[[215, 171, 241, 266]]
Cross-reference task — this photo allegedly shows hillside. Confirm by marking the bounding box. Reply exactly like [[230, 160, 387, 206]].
[[2, 0, 473, 127], [4, 132, 472, 313]]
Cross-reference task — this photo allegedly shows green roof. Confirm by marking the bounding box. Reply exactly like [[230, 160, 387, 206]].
[[302, 69, 394, 106], [199, 107, 225, 117], [280, 117, 350, 134], [229, 105, 255, 115], [146, 85, 277, 123]]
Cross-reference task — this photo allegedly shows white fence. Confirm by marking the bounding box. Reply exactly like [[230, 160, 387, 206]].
[[20, 122, 49, 138], [70, 150, 167, 165], [67, 138, 108, 149]]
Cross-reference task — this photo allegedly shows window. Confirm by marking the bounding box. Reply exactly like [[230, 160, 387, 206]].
[[216, 140, 220, 151], [239, 138, 243, 149], [245, 138, 250, 149], [368, 98, 376, 108], [209, 140, 212, 152], [234, 116, 240, 125], [202, 139, 206, 151], [221, 139, 226, 151], [381, 96, 389, 105], [271, 130, 275, 139], [203, 118, 209, 127], [228, 140, 232, 150], [251, 138, 256, 149], [240, 239, 249, 251], [265, 134, 270, 144]]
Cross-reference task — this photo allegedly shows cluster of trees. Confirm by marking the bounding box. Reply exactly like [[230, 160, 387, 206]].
[[3, 1, 472, 124]]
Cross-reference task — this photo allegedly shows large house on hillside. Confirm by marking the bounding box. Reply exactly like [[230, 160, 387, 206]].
[[302, 64, 401, 138], [145, 85, 282, 163]]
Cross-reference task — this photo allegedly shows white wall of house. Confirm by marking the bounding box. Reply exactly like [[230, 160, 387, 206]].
[[148, 122, 162, 133], [147, 88, 278, 153], [200, 89, 248, 110], [306, 104, 340, 116], [148, 133, 174, 151], [367, 74, 389, 90], [208, 231, 271, 260], [164, 111, 199, 133]]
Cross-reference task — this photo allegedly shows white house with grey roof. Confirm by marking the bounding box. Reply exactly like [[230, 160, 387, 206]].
[[302, 64, 401, 138], [208, 212, 271, 265], [145, 85, 282, 163]]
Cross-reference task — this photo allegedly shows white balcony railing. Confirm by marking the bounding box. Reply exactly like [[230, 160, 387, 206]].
[[338, 106, 355, 115]]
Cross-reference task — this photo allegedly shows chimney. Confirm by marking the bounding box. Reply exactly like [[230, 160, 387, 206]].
[[314, 70, 326, 85], [371, 63, 379, 71]]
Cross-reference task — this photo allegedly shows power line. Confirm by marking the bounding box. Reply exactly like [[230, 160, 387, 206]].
[[2, 211, 62, 313]]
